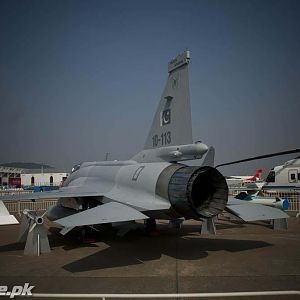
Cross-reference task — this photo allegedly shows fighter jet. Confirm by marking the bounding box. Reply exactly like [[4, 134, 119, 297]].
[[0, 50, 291, 232]]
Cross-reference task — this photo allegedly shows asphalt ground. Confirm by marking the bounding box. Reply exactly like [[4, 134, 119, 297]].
[[0, 216, 299, 299]]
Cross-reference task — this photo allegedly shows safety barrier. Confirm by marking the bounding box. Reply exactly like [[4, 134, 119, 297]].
[[229, 189, 300, 213], [262, 191, 300, 213], [2, 192, 300, 215], [3, 199, 57, 215], [27, 290, 300, 298], [0, 190, 33, 197]]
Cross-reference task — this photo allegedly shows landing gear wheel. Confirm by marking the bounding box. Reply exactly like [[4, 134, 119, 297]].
[[145, 218, 159, 236], [79, 226, 96, 243]]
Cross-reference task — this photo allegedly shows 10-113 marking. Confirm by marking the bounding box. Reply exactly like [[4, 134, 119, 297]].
[[152, 131, 171, 147]]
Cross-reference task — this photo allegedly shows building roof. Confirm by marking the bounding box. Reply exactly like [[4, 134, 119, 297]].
[[0, 166, 23, 174]]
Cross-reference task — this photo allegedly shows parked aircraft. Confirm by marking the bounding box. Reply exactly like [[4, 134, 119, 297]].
[[234, 191, 289, 210], [263, 158, 300, 191], [227, 169, 263, 182], [0, 50, 291, 234], [228, 158, 300, 194], [226, 169, 264, 190], [199, 149, 290, 211]]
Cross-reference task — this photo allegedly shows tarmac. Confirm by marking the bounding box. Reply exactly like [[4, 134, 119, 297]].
[[0, 215, 299, 299]]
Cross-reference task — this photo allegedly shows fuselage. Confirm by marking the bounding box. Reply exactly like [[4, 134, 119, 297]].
[[51, 157, 228, 222], [264, 158, 300, 191]]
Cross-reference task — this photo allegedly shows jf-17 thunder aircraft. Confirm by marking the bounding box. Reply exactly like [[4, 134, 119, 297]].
[[1, 50, 296, 245]]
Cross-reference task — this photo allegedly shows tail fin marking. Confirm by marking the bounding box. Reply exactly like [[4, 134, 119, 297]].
[[144, 50, 193, 150]]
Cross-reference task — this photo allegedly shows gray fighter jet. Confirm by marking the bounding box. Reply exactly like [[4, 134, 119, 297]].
[[1, 51, 289, 233]]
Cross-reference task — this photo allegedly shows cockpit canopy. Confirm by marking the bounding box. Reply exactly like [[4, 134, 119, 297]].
[[265, 168, 275, 183]]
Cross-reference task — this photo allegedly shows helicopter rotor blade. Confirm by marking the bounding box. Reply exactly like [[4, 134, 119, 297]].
[[216, 148, 300, 168]]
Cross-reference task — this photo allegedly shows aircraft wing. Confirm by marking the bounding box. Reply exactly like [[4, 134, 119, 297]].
[[52, 187, 170, 227], [54, 201, 149, 227], [226, 196, 289, 221], [0, 183, 170, 228], [0, 187, 102, 201], [0, 200, 19, 225], [0, 185, 171, 212]]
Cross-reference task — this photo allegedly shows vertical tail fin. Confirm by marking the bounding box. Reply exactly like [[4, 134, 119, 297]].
[[202, 147, 215, 167], [245, 169, 263, 182], [254, 169, 263, 180], [144, 50, 193, 149]]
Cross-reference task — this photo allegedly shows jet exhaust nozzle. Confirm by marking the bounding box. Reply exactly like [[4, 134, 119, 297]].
[[157, 165, 228, 219]]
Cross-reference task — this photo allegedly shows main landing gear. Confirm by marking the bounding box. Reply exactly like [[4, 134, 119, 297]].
[[144, 218, 160, 236]]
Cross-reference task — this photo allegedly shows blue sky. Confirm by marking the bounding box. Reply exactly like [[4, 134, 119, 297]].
[[0, 0, 299, 175]]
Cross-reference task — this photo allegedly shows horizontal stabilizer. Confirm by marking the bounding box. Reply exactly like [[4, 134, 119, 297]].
[[227, 198, 250, 205], [226, 202, 289, 222], [0, 200, 19, 225], [59, 227, 75, 235], [55, 202, 149, 227]]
